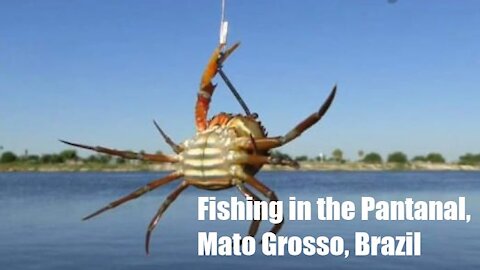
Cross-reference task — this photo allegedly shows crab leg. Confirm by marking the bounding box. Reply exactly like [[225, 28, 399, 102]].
[[59, 140, 178, 163], [236, 184, 262, 237], [83, 171, 183, 220], [237, 85, 337, 151], [237, 173, 284, 235], [145, 180, 189, 254], [152, 120, 183, 154], [195, 42, 240, 131]]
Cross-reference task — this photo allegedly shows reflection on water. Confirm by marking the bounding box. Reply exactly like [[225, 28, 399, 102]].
[[0, 171, 479, 269]]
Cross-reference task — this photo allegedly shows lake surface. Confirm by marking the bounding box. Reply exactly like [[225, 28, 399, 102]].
[[1, 171, 479, 269]]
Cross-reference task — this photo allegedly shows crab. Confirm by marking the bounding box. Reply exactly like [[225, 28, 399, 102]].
[[61, 42, 336, 254]]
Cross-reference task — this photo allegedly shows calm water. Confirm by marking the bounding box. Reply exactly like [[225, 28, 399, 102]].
[[1, 171, 479, 269]]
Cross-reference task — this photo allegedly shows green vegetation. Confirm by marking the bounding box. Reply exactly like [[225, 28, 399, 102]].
[[331, 148, 344, 163], [459, 153, 480, 165], [425, 153, 446, 163], [363, 152, 383, 164], [0, 149, 142, 166], [1, 151, 18, 163], [412, 155, 426, 162], [387, 152, 408, 164], [294, 155, 309, 162], [85, 154, 112, 164], [1, 148, 480, 171], [357, 150, 365, 160], [24, 155, 40, 162], [59, 150, 78, 161], [271, 151, 292, 160], [412, 153, 446, 163], [40, 154, 65, 163]]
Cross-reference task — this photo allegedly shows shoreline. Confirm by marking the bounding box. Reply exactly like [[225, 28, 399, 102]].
[[1, 162, 479, 172]]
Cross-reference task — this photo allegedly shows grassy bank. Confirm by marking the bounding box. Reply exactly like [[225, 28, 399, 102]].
[[1, 161, 479, 172]]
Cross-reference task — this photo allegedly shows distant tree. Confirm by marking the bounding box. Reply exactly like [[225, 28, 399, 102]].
[[50, 154, 64, 163], [387, 152, 408, 164], [26, 155, 40, 163], [295, 155, 309, 162], [116, 157, 126, 164], [412, 155, 427, 162], [363, 152, 383, 164], [357, 150, 365, 160], [60, 149, 78, 161], [425, 153, 445, 163], [86, 154, 99, 163], [40, 154, 64, 163], [97, 155, 112, 164], [271, 151, 292, 160], [458, 153, 480, 165], [332, 148, 343, 163], [315, 153, 325, 162], [41, 154, 53, 163], [1, 151, 18, 163]]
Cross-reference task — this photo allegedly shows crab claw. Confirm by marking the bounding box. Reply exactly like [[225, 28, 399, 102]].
[[195, 42, 240, 131]]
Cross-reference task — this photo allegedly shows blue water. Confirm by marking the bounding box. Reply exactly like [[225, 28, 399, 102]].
[[1, 171, 479, 269]]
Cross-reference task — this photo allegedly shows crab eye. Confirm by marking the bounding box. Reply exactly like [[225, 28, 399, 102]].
[[251, 113, 259, 119]]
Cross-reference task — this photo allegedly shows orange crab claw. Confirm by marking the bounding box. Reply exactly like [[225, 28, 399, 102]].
[[195, 42, 240, 131]]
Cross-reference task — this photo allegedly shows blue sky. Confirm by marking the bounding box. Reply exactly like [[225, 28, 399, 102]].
[[1, 0, 479, 161]]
